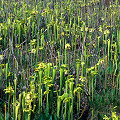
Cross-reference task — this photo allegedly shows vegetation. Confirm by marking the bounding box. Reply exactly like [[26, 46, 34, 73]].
[[0, 0, 120, 119]]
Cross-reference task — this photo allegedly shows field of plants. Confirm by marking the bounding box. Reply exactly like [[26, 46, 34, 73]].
[[0, 0, 120, 119]]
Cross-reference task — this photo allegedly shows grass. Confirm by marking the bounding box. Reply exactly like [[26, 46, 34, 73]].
[[0, 0, 120, 119]]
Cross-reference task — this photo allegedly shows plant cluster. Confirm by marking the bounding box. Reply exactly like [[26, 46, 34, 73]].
[[0, 0, 120, 119]]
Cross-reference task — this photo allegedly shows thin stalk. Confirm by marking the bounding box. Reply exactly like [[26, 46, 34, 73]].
[[108, 39, 110, 61], [59, 66, 64, 96], [22, 91, 25, 120], [105, 55, 107, 89], [92, 76, 93, 102], [5, 102, 6, 120], [118, 30, 120, 53], [6, 63, 8, 89], [69, 82, 74, 120], [38, 70, 43, 113], [76, 59, 80, 87], [64, 81, 68, 120], [57, 97, 61, 119]]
